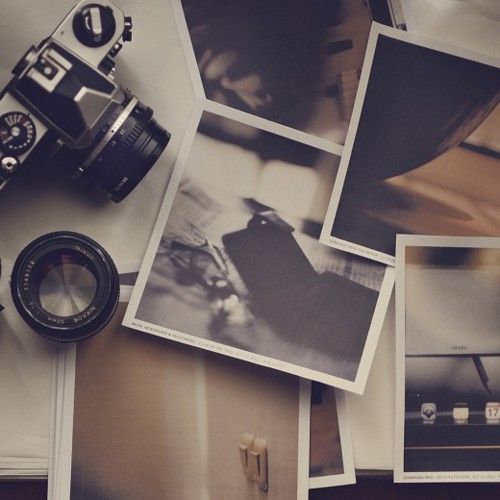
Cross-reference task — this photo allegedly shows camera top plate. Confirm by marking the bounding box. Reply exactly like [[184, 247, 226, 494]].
[[51, 0, 126, 69]]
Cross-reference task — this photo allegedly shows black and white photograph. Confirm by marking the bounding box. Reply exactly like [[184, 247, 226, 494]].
[[309, 382, 355, 488], [321, 23, 500, 265], [174, 0, 375, 145], [124, 102, 394, 393], [395, 235, 500, 482]]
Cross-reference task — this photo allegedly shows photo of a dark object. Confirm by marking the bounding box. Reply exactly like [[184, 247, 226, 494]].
[[403, 244, 500, 474], [180, 0, 373, 143], [223, 215, 378, 361], [327, 32, 500, 259], [0, 0, 169, 202], [135, 110, 387, 386], [310, 382, 344, 478]]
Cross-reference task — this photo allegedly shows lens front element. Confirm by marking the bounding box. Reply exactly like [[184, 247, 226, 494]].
[[11, 232, 119, 342], [38, 258, 98, 317]]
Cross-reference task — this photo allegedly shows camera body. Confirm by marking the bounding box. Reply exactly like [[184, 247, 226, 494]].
[[0, 1, 169, 202]]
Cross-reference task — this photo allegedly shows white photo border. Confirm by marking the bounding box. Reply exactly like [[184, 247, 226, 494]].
[[394, 234, 500, 483], [298, 380, 312, 499], [320, 22, 500, 267], [123, 98, 395, 394], [171, 0, 205, 99]]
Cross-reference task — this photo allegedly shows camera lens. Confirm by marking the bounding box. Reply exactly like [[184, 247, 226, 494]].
[[11, 232, 119, 342], [94, 99, 170, 201], [56, 96, 170, 202]]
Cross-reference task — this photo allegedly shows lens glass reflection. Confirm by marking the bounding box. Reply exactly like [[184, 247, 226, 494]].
[[38, 260, 97, 317]]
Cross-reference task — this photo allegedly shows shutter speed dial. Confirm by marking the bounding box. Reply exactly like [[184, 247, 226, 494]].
[[0, 112, 36, 155], [73, 4, 117, 47]]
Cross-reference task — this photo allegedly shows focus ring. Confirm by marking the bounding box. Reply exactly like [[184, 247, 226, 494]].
[[97, 102, 152, 171]]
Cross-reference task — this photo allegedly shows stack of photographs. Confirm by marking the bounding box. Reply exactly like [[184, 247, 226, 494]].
[[316, 18, 500, 485], [123, 0, 500, 489], [48, 0, 500, 497], [50, 1, 396, 497], [123, 101, 394, 393], [124, 0, 397, 396], [52, 295, 356, 499], [320, 25, 499, 265]]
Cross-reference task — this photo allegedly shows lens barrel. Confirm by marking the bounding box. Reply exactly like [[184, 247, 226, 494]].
[[11, 232, 119, 342], [56, 96, 170, 202], [94, 101, 170, 201]]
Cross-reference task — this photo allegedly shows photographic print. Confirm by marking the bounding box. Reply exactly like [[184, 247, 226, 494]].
[[320, 23, 500, 266], [124, 101, 394, 393], [174, 0, 375, 145], [309, 382, 355, 488], [395, 235, 500, 482], [402, 0, 500, 58], [52, 302, 310, 500]]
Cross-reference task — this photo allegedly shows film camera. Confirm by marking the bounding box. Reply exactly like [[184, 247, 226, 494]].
[[0, 0, 170, 202]]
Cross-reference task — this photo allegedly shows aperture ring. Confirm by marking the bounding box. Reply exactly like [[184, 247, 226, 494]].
[[93, 102, 153, 178], [79, 96, 139, 176]]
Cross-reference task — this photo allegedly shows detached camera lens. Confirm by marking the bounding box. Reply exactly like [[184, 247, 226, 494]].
[[11, 232, 119, 342]]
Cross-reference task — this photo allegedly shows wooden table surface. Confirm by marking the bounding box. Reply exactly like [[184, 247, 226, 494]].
[[2, 478, 500, 499]]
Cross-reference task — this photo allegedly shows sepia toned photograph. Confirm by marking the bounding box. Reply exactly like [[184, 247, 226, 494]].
[[321, 24, 500, 265], [175, 0, 374, 144], [309, 382, 355, 488], [395, 235, 500, 482], [66, 303, 309, 500], [124, 102, 393, 393]]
